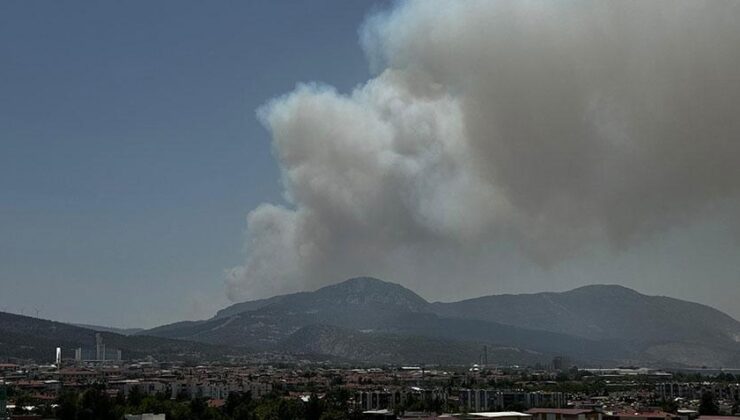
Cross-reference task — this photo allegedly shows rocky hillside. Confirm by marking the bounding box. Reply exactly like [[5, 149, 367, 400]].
[[431, 284, 740, 366], [141, 277, 740, 366]]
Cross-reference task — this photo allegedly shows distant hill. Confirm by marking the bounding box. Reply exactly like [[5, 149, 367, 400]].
[[143, 278, 740, 367], [74, 323, 144, 336], [213, 277, 429, 320], [431, 284, 740, 366], [0, 311, 246, 362], [141, 277, 703, 366], [143, 277, 437, 349], [8, 278, 736, 367]]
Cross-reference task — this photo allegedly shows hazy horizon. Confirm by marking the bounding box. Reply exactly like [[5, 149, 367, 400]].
[[2, 0, 740, 329]]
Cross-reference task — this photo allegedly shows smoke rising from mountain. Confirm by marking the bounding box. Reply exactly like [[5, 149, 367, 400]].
[[227, 0, 740, 301]]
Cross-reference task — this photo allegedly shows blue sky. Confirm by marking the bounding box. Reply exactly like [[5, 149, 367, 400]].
[[0, 1, 387, 327], [3, 1, 740, 329]]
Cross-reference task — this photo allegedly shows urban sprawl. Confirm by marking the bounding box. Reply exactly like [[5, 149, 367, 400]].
[[0, 346, 738, 420]]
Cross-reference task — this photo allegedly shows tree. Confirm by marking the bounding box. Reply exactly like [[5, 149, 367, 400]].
[[717, 372, 737, 382], [319, 410, 347, 420], [128, 385, 144, 407], [225, 391, 253, 418], [324, 387, 350, 413], [660, 399, 678, 414], [56, 391, 79, 420], [305, 394, 325, 420], [254, 397, 305, 420], [699, 391, 719, 416], [190, 397, 208, 418], [429, 396, 445, 415], [13, 392, 34, 410], [79, 387, 116, 420]]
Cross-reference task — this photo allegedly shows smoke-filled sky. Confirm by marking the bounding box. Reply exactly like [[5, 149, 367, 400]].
[[2, 1, 740, 328]]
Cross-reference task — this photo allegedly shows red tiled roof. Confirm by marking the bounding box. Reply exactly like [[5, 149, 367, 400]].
[[208, 399, 226, 408]]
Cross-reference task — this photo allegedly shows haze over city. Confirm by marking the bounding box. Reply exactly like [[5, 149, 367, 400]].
[[2, 0, 740, 331]]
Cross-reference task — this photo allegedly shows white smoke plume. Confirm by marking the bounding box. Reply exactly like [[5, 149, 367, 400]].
[[227, 0, 740, 301]]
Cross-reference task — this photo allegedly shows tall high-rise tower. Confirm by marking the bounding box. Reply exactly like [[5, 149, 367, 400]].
[[95, 333, 105, 361], [55, 347, 62, 367]]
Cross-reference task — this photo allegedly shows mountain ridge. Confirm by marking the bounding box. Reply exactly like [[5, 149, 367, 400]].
[[138, 277, 740, 367], [2, 278, 734, 367]]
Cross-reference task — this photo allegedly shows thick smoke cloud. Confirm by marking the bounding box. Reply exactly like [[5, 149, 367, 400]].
[[227, 0, 740, 301]]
